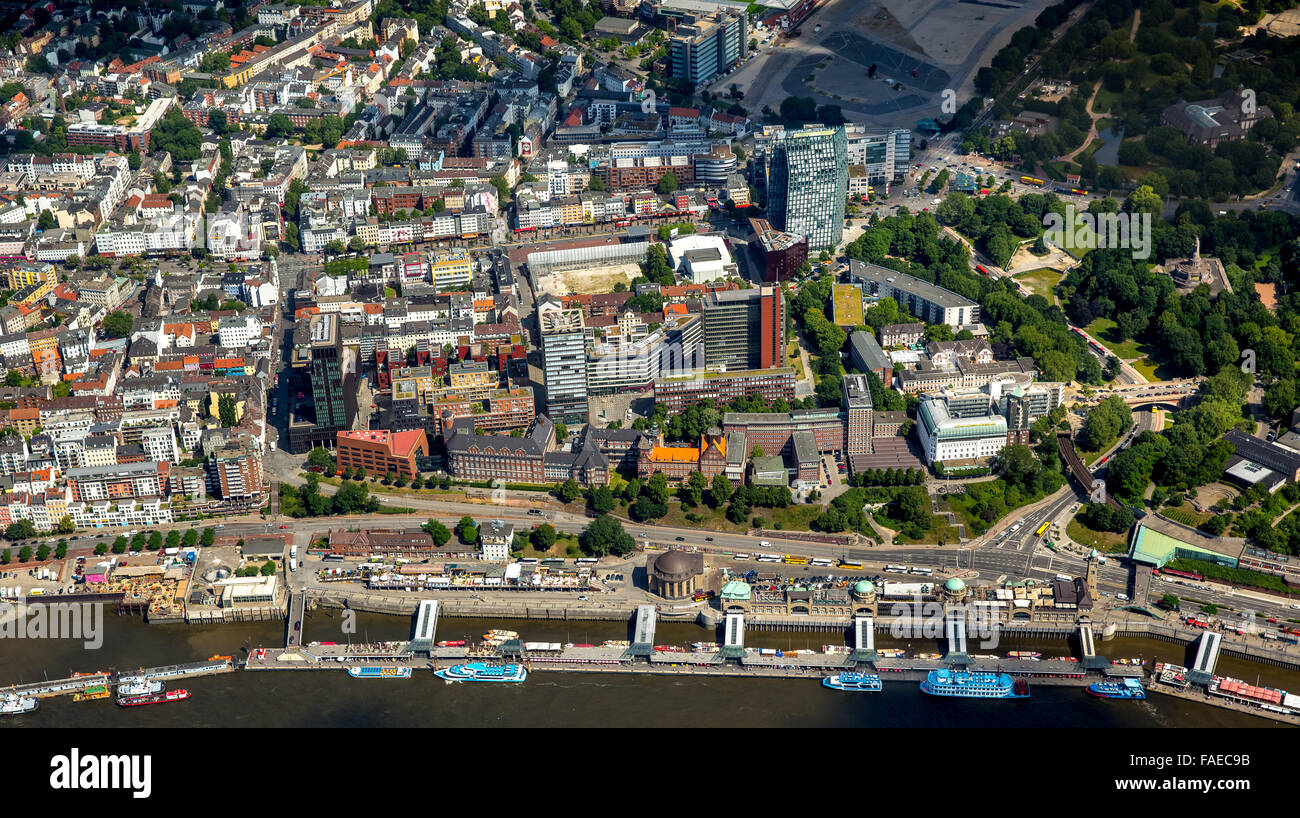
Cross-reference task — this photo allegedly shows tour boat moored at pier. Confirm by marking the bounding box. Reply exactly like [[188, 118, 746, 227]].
[[921, 670, 1030, 699], [822, 672, 883, 692], [435, 663, 527, 683]]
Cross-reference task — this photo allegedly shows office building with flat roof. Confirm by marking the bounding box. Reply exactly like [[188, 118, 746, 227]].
[[702, 286, 784, 372], [849, 260, 980, 328], [541, 308, 589, 424], [288, 312, 355, 452], [764, 125, 848, 250], [668, 8, 748, 88]]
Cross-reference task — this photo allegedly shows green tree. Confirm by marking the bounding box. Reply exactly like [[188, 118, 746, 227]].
[[579, 514, 635, 557], [556, 478, 582, 503], [307, 446, 334, 472], [456, 515, 479, 544], [101, 311, 134, 338], [710, 474, 733, 508], [589, 485, 615, 514], [218, 393, 239, 427], [201, 527, 215, 546], [531, 523, 557, 550], [425, 520, 451, 546], [656, 172, 679, 194]]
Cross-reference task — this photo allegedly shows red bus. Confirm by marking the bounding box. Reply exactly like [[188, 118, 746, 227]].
[[1159, 568, 1204, 582], [975, 264, 989, 275], [513, 226, 537, 233]]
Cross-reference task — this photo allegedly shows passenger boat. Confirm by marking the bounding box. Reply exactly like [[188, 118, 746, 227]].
[[434, 662, 527, 683], [1111, 657, 1144, 666], [117, 688, 191, 707], [917, 652, 943, 660], [0, 693, 38, 715], [822, 672, 883, 692], [485, 630, 518, 639], [876, 648, 906, 658], [1006, 651, 1042, 660], [73, 684, 110, 702], [347, 666, 413, 679], [436, 640, 466, 648], [601, 640, 630, 648], [822, 645, 852, 654], [920, 670, 1030, 699], [571, 643, 596, 648], [691, 642, 720, 651], [116, 679, 164, 696], [1087, 678, 1146, 700], [654, 645, 686, 653]]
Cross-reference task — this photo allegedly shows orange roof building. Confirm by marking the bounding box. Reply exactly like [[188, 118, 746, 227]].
[[638, 431, 728, 481], [335, 429, 429, 478]]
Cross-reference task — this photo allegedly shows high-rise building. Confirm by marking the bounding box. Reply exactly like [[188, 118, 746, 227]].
[[702, 286, 784, 372], [668, 9, 748, 88], [845, 125, 912, 183], [842, 374, 874, 456], [765, 125, 848, 250], [541, 309, 589, 424], [211, 437, 265, 502], [288, 312, 354, 452]]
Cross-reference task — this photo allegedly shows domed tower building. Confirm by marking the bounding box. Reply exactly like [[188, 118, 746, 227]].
[[941, 577, 968, 607], [647, 550, 705, 600], [850, 579, 878, 616]]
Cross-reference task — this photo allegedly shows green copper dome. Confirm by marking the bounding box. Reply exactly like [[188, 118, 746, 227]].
[[944, 577, 966, 592], [853, 580, 875, 595]]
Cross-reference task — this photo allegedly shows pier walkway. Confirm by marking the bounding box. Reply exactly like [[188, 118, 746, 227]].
[[409, 600, 438, 655], [1189, 631, 1223, 684], [286, 591, 306, 647]]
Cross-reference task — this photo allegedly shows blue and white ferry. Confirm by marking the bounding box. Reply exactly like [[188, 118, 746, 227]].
[[435, 662, 527, 683], [920, 669, 1030, 699], [347, 666, 413, 679], [1087, 677, 1146, 700], [822, 672, 883, 692]]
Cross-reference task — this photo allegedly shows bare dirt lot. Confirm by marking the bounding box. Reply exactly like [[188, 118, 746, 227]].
[[536, 263, 642, 297]]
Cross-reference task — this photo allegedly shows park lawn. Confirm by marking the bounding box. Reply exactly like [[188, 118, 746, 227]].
[[1084, 317, 1149, 361], [1161, 502, 1213, 529], [1066, 517, 1129, 553], [1094, 88, 1119, 113], [1013, 267, 1062, 303], [654, 501, 824, 534], [518, 533, 583, 560], [889, 517, 963, 545]]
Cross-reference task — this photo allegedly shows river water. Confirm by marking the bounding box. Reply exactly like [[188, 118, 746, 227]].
[[1, 611, 1290, 728]]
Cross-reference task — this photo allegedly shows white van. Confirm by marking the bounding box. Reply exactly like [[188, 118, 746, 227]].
[[1116, 593, 1130, 601], [760, 541, 771, 548], [289, 558, 297, 572]]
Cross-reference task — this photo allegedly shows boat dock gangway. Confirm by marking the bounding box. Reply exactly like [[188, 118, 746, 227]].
[[944, 612, 971, 666], [721, 612, 745, 660], [629, 604, 656, 659], [285, 590, 306, 648], [1078, 623, 1110, 670], [851, 615, 876, 663], [1188, 631, 1223, 685], [408, 600, 438, 656]]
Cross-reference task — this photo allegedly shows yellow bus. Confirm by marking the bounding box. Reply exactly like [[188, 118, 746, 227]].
[[839, 560, 864, 570], [1020, 175, 1045, 187], [783, 556, 809, 565], [1034, 522, 1050, 538]]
